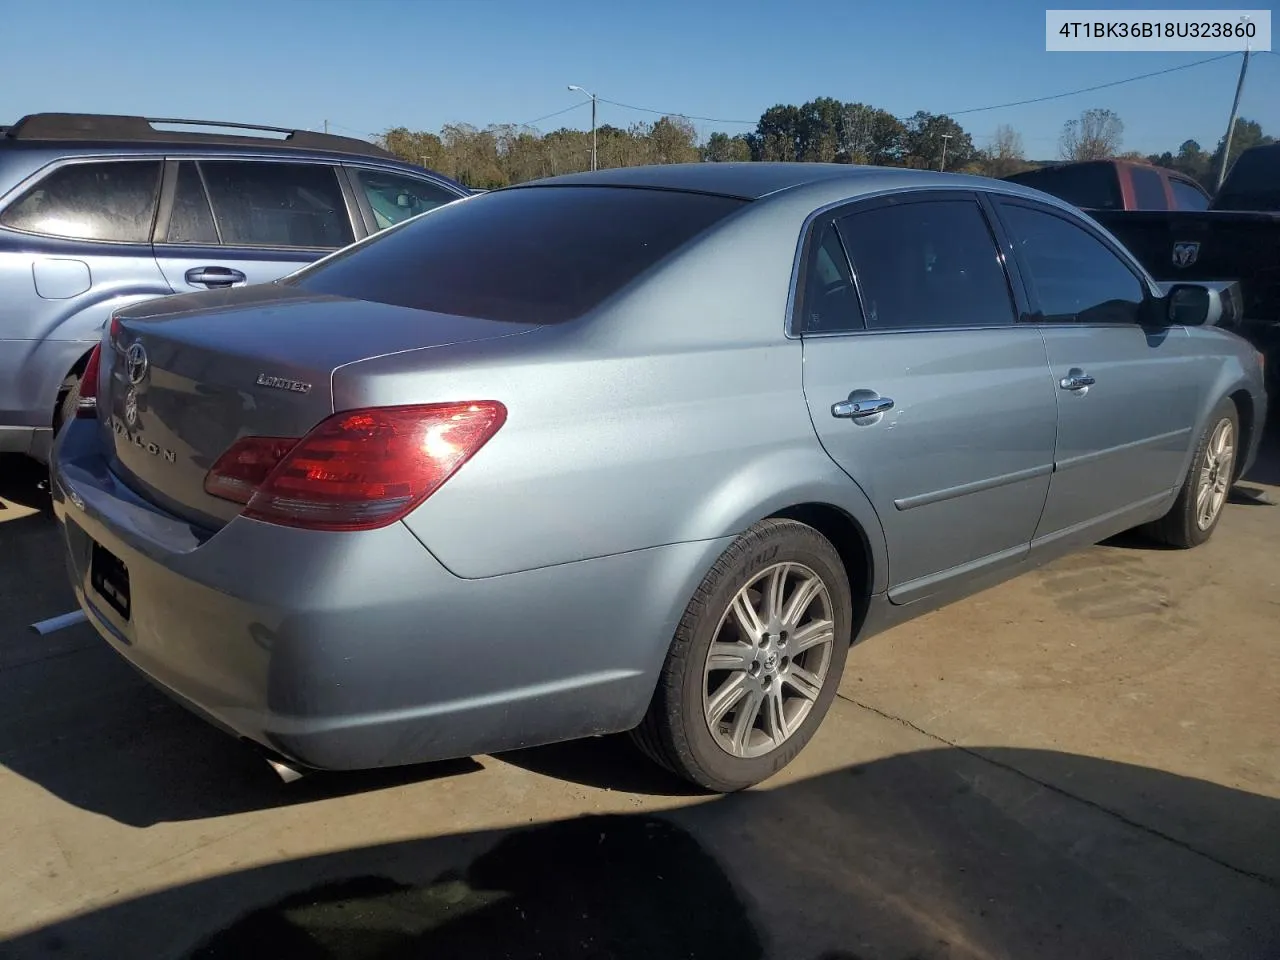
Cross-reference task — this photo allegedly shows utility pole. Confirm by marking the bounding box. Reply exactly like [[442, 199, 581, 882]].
[[567, 85, 598, 171], [939, 134, 952, 172], [1215, 35, 1252, 190], [323, 119, 328, 134]]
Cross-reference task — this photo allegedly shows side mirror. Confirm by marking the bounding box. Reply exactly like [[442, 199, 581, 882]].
[[1166, 284, 1211, 326]]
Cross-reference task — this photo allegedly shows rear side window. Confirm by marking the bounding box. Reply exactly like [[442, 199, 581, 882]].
[[0, 160, 161, 242], [1005, 165, 1123, 210], [1130, 166, 1168, 210], [165, 161, 219, 244], [287, 186, 748, 324], [1169, 178, 1210, 211], [798, 222, 863, 334], [353, 169, 459, 230], [836, 199, 1016, 331], [199, 161, 353, 249]]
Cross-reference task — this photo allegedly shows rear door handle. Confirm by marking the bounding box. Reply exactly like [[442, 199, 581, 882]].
[[1059, 372, 1095, 390], [832, 395, 895, 419], [185, 266, 246, 288]]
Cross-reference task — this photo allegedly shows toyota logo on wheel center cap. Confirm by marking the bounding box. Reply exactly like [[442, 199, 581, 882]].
[[125, 342, 149, 385]]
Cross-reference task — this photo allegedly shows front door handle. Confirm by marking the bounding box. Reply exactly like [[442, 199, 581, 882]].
[[832, 395, 895, 419], [1059, 372, 1096, 390], [185, 266, 246, 288]]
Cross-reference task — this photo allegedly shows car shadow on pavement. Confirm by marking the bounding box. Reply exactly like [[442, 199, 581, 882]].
[[0, 454, 53, 516], [0, 636, 480, 826], [2, 748, 1276, 960]]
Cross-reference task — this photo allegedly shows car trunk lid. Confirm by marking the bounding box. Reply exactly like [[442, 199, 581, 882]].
[[99, 284, 535, 530]]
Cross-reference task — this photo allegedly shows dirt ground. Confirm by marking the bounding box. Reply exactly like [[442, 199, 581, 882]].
[[0, 430, 1276, 960]]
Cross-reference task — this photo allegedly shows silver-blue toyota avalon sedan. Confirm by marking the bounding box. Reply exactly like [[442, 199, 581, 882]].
[[50, 163, 1267, 792]]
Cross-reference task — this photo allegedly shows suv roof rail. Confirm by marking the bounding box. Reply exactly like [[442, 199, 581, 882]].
[[2, 113, 396, 159]]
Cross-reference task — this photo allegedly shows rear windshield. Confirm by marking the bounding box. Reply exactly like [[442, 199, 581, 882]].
[[1004, 165, 1123, 210], [285, 185, 748, 323], [1213, 147, 1280, 211]]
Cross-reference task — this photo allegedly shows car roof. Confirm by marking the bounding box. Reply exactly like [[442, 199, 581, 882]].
[[508, 161, 1009, 201]]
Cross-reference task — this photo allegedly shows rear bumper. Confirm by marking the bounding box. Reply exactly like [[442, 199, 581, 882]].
[[51, 420, 726, 770]]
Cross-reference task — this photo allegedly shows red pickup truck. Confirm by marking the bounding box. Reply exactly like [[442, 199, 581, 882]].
[[1003, 159, 1212, 212]]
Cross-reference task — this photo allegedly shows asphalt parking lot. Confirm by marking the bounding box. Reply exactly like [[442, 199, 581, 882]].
[[0, 435, 1277, 960]]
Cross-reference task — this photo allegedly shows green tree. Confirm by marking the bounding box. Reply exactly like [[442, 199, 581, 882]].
[[902, 111, 975, 171], [702, 131, 752, 162], [1212, 118, 1274, 184]]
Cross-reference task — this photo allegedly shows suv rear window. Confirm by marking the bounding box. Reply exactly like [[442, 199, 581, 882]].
[[286, 186, 748, 323], [1004, 164, 1123, 210], [0, 160, 161, 242]]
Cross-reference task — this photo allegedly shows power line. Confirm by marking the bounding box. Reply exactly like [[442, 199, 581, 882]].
[[515, 100, 591, 129], [934, 51, 1239, 118], [587, 51, 1242, 130], [595, 97, 755, 125]]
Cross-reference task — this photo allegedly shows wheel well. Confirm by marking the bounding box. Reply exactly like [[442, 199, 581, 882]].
[[1229, 389, 1253, 482], [52, 348, 95, 427], [767, 502, 874, 640]]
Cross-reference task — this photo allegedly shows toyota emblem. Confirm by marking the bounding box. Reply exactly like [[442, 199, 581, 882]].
[[125, 341, 149, 385]]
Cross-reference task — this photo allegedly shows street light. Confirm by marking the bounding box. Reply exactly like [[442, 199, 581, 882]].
[[567, 84, 598, 172]]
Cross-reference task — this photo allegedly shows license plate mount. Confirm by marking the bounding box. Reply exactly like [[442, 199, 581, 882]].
[[90, 540, 131, 621]]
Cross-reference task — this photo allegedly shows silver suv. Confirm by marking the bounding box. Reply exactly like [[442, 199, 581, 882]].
[[0, 113, 470, 462]]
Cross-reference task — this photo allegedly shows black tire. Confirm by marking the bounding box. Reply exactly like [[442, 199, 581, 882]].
[[631, 518, 853, 792], [1144, 396, 1239, 548], [53, 371, 82, 438]]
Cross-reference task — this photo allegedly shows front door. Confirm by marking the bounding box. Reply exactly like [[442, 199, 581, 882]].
[[798, 192, 1058, 605], [153, 159, 357, 293], [991, 198, 1202, 547]]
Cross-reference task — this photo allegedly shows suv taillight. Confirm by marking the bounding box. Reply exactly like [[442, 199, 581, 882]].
[[203, 401, 507, 531], [76, 344, 103, 419]]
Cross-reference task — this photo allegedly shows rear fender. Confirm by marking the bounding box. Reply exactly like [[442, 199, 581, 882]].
[[674, 445, 889, 596]]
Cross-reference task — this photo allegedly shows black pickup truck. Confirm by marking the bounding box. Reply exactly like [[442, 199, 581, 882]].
[[1005, 148, 1280, 389]]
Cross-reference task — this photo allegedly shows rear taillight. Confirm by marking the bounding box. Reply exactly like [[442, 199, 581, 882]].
[[76, 344, 103, 419], [204, 401, 507, 531]]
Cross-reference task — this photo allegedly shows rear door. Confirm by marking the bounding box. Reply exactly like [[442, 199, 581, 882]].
[[991, 196, 1202, 546], [152, 158, 359, 293], [799, 191, 1058, 605]]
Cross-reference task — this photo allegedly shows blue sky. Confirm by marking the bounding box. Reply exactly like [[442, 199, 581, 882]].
[[3, 0, 1277, 159]]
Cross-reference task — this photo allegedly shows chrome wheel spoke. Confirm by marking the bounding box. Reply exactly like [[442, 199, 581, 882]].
[[762, 563, 790, 624], [729, 688, 764, 754], [763, 685, 789, 743], [707, 674, 748, 726], [781, 574, 823, 629], [784, 665, 823, 702], [789, 618, 834, 654], [730, 592, 763, 640], [706, 641, 754, 673]]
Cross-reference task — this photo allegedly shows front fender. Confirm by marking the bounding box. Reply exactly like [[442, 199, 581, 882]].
[[1179, 348, 1266, 483]]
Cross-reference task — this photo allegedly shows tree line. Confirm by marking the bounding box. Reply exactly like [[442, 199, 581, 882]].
[[379, 99, 1273, 192]]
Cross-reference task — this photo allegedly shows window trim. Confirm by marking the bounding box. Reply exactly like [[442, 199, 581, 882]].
[[987, 194, 1160, 328], [0, 156, 164, 246], [343, 162, 470, 237], [787, 188, 1024, 339]]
